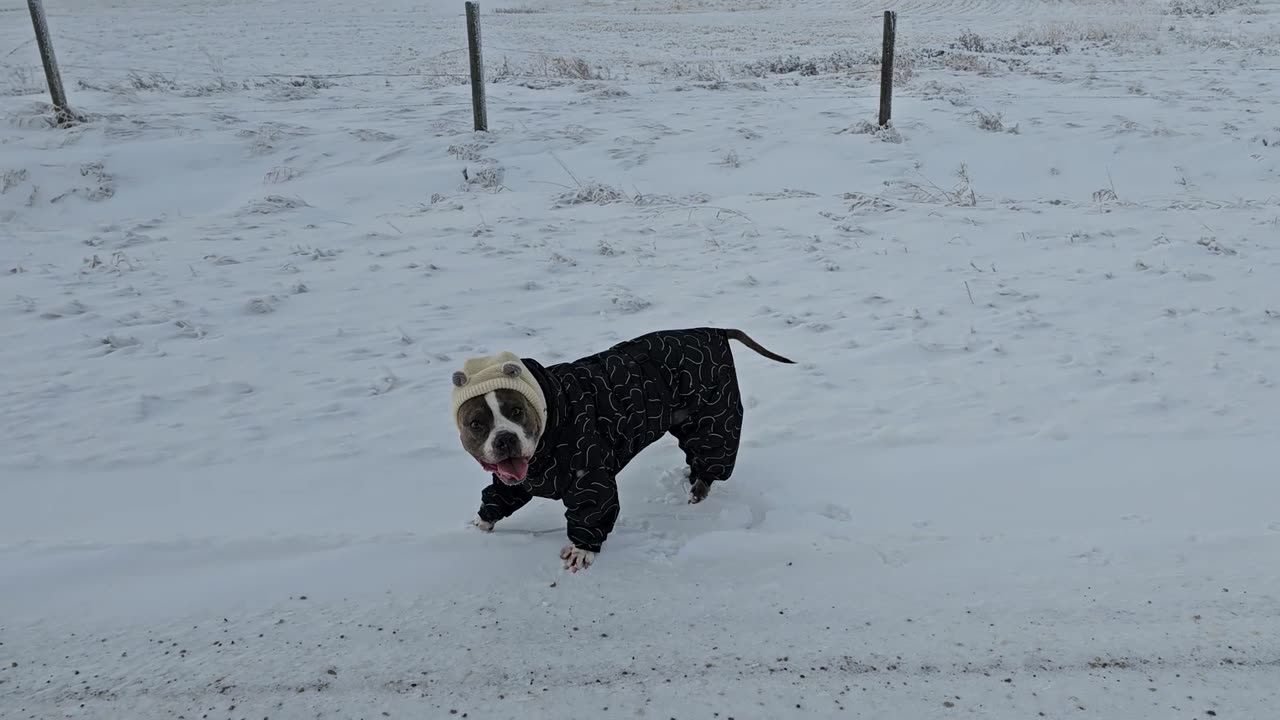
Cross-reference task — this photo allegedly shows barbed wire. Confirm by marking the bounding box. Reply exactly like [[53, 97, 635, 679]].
[[5, 61, 1270, 107], [477, 43, 1280, 74], [22, 47, 471, 80], [1, 67, 598, 86], [0, 4, 1215, 17], [56, 94, 873, 121], [9, 54, 1277, 84], [50, 62, 471, 80], [7, 3, 1279, 122], [9, 87, 1260, 127], [1025, 66, 1280, 74], [6, 46, 1275, 82], [133, 100, 479, 119], [488, 46, 591, 57], [5, 13, 1276, 80]]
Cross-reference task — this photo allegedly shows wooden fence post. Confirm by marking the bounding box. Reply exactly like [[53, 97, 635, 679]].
[[26, 0, 75, 126], [878, 10, 897, 128], [465, 2, 488, 132]]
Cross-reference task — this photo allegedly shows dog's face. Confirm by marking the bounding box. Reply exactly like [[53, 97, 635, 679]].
[[456, 388, 542, 485]]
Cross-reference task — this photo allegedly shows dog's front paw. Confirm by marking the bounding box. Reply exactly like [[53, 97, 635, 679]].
[[470, 515, 495, 532], [559, 544, 595, 573], [688, 478, 712, 504]]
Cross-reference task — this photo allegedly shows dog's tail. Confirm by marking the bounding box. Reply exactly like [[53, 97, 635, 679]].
[[725, 329, 796, 364]]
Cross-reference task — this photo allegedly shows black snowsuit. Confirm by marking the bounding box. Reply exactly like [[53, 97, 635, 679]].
[[476, 328, 745, 553]]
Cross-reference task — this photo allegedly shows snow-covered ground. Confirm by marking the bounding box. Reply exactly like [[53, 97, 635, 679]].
[[3, 0, 1280, 716]]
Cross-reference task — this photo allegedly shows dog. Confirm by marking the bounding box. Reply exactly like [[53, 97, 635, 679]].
[[451, 327, 794, 572]]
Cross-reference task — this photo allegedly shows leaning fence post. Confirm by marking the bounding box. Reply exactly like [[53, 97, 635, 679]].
[[26, 0, 75, 126], [465, 1, 488, 132], [878, 10, 897, 128]]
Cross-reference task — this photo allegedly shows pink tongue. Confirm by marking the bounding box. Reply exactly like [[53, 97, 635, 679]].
[[499, 457, 529, 481], [488, 453, 524, 481], [479, 458, 530, 483]]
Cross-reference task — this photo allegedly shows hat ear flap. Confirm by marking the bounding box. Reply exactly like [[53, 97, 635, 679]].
[[451, 371, 468, 387], [501, 362, 522, 377]]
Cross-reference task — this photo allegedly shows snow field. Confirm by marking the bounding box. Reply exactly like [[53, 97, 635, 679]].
[[2, 0, 1280, 717]]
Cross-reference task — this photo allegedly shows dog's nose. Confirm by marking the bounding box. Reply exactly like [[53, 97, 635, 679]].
[[493, 431, 517, 458]]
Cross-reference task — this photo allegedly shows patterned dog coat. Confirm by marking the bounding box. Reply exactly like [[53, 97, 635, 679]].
[[476, 328, 748, 553]]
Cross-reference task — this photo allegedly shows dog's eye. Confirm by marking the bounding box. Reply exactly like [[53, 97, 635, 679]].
[[509, 407, 522, 419], [468, 421, 484, 433]]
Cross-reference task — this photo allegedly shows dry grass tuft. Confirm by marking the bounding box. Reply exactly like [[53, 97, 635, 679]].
[[973, 110, 1019, 134], [462, 162, 506, 191], [555, 181, 628, 207], [545, 56, 597, 80], [899, 164, 979, 207], [1014, 20, 1156, 48], [1168, 0, 1257, 15], [841, 119, 904, 144], [943, 53, 998, 73]]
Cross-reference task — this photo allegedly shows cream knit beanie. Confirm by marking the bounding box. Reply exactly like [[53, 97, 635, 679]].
[[451, 351, 547, 430]]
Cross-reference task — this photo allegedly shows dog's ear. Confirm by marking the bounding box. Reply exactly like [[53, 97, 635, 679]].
[[501, 362, 522, 377], [452, 371, 468, 387]]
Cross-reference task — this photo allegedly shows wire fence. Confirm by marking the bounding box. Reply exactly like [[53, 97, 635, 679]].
[[3, 0, 1278, 123]]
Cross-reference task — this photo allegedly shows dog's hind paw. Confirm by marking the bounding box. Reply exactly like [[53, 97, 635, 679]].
[[470, 515, 495, 532], [560, 544, 595, 572]]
